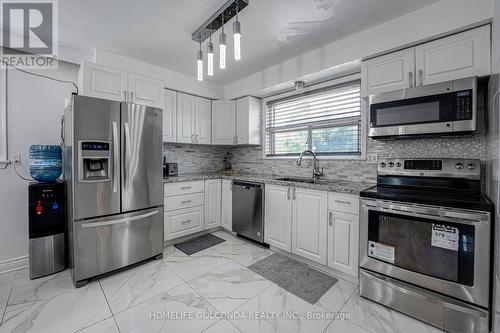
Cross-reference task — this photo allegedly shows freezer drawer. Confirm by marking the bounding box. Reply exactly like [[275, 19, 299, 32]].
[[73, 207, 163, 283]]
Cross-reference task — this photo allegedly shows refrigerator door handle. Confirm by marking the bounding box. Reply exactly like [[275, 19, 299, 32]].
[[112, 121, 119, 193], [123, 122, 131, 188], [80, 209, 160, 228]]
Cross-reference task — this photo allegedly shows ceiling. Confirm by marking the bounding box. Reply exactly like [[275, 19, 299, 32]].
[[59, 0, 441, 85]]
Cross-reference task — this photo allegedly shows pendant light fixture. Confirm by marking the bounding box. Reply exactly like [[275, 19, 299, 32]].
[[197, 35, 203, 81], [233, 3, 241, 60], [219, 13, 227, 69], [191, 0, 249, 79], [207, 26, 214, 76]]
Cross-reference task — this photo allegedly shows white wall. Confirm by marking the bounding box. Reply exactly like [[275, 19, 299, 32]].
[[0, 62, 78, 270], [224, 0, 494, 99], [94, 49, 224, 100]]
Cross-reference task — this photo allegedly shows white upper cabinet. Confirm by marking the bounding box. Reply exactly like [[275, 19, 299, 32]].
[[264, 184, 292, 252], [361, 48, 415, 97], [361, 26, 491, 97], [292, 188, 328, 265], [162, 89, 176, 143], [128, 73, 165, 108], [78, 62, 165, 108], [78, 62, 128, 102], [195, 97, 212, 144], [221, 180, 233, 231], [212, 100, 236, 145], [177, 93, 195, 143], [415, 25, 491, 86], [236, 97, 261, 145], [204, 179, 221, 229]]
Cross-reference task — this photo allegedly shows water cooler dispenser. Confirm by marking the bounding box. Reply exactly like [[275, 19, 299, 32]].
[[28, 181, 66, 279]]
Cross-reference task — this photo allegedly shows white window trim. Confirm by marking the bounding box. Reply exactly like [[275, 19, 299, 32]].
[[261, 73, 367, 160], [0, 69, 7, 168]]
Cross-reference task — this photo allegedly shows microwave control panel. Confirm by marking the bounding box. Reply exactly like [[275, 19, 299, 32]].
[[454, 90, 473, 121]]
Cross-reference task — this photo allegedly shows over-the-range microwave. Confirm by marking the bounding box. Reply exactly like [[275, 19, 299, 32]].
[[368, 77, 476, 139]]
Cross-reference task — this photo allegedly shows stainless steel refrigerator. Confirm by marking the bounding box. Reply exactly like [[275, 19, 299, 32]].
[[63, 95, 163, 287]]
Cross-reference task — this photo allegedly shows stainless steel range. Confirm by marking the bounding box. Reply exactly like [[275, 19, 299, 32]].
[[359, 158, 493, 333]]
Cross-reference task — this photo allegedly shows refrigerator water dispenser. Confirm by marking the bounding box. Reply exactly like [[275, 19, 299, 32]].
[[78, 141, 111, 182]]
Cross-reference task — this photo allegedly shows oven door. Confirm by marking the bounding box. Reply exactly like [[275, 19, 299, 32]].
[[360, 198, 490, 307]]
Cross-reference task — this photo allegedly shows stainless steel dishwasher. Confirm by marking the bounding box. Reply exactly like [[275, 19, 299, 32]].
[[232, 181, 265, 244]]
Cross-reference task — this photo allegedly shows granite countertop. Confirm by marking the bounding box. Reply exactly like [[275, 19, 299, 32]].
[[163, 172, 375, 195]]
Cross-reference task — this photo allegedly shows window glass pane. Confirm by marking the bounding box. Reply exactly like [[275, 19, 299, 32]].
[[267, 130, 308, 156], [311, 125, 360, 154]]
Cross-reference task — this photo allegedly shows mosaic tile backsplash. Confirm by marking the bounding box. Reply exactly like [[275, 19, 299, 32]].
[[163, 143, 230, 174], [230, 134, 486, 184], [165, 132, 486, 184]]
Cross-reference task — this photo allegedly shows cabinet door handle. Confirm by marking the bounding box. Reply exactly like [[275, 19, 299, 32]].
[[409, 72, 413, 88], [181, 219, 191, 224], [418, 69, 423, 86], [130, 91, 134, 102], [181, 200, 192, 204], [329, 212, 333, 226], [292, 187, 296, 200], [123, 91, 126, 101], [335, 199, 351, 205], [287, 187, 291, 200], [181, 186, 192, 190]]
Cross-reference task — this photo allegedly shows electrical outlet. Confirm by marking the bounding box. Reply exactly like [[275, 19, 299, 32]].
[[366, 153, 378, 163]]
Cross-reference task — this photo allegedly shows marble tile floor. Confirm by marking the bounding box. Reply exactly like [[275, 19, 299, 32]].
[[0, 230, 443, 333]]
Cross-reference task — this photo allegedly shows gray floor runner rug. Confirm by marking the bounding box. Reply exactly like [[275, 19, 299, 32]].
[[248, 253, 338, 304]]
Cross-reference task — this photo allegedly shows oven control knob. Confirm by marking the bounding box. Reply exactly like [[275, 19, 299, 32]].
[[467, 163, 475, 170], [396, 162, 401, 168], [380, 162, 386, 168], [388, 162, 394, 168], [455, 162, 464, 170]]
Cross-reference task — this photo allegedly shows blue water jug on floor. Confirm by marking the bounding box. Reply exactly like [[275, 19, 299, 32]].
[[29, 145, 62, 182]]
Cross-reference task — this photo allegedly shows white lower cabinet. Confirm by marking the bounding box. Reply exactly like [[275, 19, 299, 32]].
[[205, 179, 221, 229], [165, 206, 204, 240], [292, 188, 328, 265], [221, 180, 233, 231], [327, 192, 360, 277], [264, 185, 292, 251]]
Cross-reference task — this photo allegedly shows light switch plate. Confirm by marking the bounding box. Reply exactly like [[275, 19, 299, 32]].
[[367, 153, 378, 163]]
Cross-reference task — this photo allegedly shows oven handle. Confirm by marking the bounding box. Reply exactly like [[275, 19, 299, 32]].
[[362, 200, 490, 224]]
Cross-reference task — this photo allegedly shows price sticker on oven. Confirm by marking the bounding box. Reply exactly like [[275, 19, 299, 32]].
[[431, 224, 459, 251]]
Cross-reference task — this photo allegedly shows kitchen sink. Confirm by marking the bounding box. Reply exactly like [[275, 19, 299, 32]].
[[274, 177, 315, 183]]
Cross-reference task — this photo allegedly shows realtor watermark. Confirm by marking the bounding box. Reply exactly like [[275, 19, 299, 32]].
[[0, 0, 58, 69], [149, 311, 351, 321]]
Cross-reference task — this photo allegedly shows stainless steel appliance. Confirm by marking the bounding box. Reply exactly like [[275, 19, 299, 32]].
[[359, 158, 493, 333], [28, 181, 66, 279], [232, 181, 264, 244], [368, 77, 477, 138], [163, 162, 178, 178], [63, 95, 163, 287]]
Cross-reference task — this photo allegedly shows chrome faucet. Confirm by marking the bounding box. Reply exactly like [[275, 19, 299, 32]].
[[296, 150, 324, 180]]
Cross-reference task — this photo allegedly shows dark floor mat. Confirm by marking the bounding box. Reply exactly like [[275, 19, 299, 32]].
[[174, 233, 225, 255]]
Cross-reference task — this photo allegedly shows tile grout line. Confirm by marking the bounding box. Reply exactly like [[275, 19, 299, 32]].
[[0, 278, 14, 326], [321, 287, 358, 333], [97, 280, 122, 333]]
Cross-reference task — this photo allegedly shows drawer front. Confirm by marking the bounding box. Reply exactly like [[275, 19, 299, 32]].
[[164, 193, 204, 211], [328, 193, 360, 215], [165, 207, 204, 240], [164, 181, 204, 196]]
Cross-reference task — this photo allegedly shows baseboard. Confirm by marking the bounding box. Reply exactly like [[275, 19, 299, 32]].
[[0, 255, 29, 274], [271, 247, 358, 285]]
